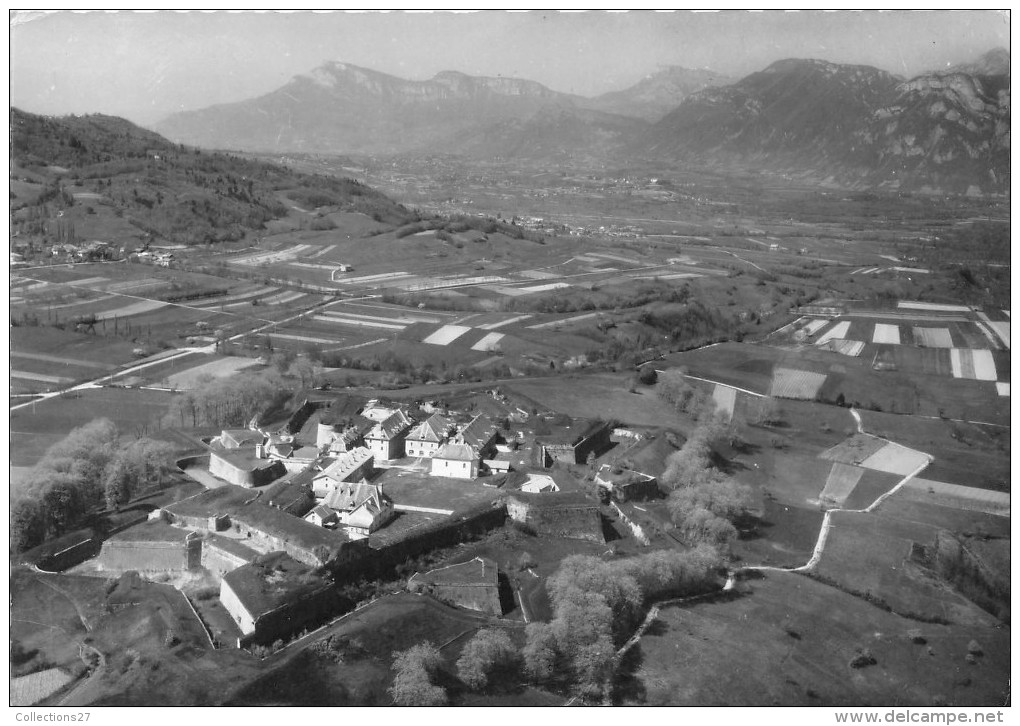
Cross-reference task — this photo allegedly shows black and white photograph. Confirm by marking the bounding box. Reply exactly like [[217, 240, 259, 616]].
[[8, 9, 1011, 715]]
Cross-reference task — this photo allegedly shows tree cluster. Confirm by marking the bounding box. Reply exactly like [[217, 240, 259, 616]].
[[164, 369, 288, 428], [389, 642, 448, 706], [10, 419, 176, 552], [660, 417, 754, 548], [521, 547, 723, 701]]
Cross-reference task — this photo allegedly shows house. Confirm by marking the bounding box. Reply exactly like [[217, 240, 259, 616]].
[[405, 414, 454, 458], [454, 414, 499, 459], [431, 442, 479, 480], [305, 505, 339, 528], [219, 552, 341, 646], [311, 447, 374, 498], [365, 410, 414, 460], [342, 492, 395, 539], [407, 557, 503, 616]]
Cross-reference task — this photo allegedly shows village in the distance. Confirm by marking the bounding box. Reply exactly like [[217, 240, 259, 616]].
[[8, 12, 1011, 710]]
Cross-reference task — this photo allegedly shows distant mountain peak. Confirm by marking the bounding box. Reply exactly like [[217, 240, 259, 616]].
[[944, 47, 1010, 76]]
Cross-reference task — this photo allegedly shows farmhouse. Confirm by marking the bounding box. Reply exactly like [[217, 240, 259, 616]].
[[219, 552, 340, 646], [505, 491, 605, 542], [405, 414, 455, 458], [322, 482, 394, 537], [537, 419, 612, 467], [365, 410, 414, 460], [431, 442, 480, 479], [407, 556, 503, 616]]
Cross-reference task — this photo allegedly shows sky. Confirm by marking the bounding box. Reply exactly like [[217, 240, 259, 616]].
[[9, 10, 1010, 126]]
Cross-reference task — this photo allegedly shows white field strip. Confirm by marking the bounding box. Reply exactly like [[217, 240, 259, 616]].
[[270, 333, 343, 345], [574, 255, 604, 264], [311, 315, 406, 330], [902, 478, 1010, 517], [859, 442, 931, 476], [471, 332, 505, 351], [912, 327, 953, 348], [589, 252, 643, 266], [891, 267, 930, 274], [711, 384, 736, 422], [970, 349, 997, 380], [478, 314, 533, 330], [11, 351, 110, 369], [820, 339, 866, 357], [289, 261, 340, 271], [629, 272, 702, 281], [950, 349, 997, 381], [815, 321, 851, 346], [898, 301, 971, 312], [262, 290, 305, 305], [977, 312, 1010, 350], [307, 244, 337, 259], [818, 463, 864, 507], [322, 338, 388, 353], [337, 271, 413, 285], [96, 299, 169, 319], [10, 668, 76, 707], [519, 282, 572, 293], [163, 357, 262, 390], [872, 323, 901, 345], [401, 275, 508, 291], [803, 319, 829, 336], [519, 269, 560, 280], [422, 325, 473, 346], [11, 370, 76, 384], [232, 244, 315, 266], [995, 382, 1010, 396], [527, 312, 602, 330], [879, 255, 901, 262], [972, 320, 1001, 349], [484, 285, 536, 297], [321, 309, 441, 325]]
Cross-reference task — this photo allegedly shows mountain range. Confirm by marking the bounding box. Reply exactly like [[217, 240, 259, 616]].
[[155, 50, 1010, 194]]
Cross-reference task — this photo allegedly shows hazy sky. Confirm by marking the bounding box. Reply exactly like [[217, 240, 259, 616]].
[[10, 10, 1010, 126]]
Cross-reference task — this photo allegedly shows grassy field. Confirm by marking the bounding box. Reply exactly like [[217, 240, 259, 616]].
[[813, 511, 1000, 626], [505, 373, 690, 428], [11, 388, 174, 467], [624, 569, 1010, 706]]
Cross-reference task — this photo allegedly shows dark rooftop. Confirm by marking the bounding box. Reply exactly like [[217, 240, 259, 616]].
[[204, 534, 261, 562], [506, 490, 596, 509], [164, 485, 254, 519]]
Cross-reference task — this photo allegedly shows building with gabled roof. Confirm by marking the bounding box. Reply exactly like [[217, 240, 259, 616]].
[[219, 429, 265, 449], [454, 413, 499, 458], [365, 410, 414, 460], [343, 492, 394, 539], [311, 447, 374, 498], [405, 414, 455, 458], [431, 442, 480, 480], [305, 504, 339, 528]]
